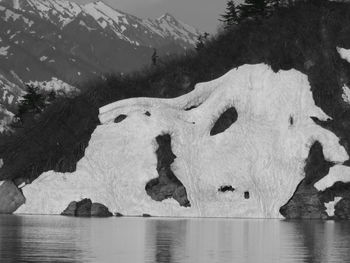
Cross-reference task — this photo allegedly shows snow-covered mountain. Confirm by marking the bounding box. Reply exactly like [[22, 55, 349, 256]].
[[0, 0, 200, 128]]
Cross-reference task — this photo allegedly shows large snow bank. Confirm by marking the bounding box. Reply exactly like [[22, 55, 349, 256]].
[[16, 64, 348, 218]]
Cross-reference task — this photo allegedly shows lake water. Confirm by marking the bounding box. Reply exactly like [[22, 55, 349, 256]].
[[0, 215, 350, 263]]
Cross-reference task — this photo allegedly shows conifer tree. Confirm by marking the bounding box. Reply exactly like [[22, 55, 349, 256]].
[[220, 0, 239, 28], [15, 85, 46, 122], [238, 0, 269, 20]]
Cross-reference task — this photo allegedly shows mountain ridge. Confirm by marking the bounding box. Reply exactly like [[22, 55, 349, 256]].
[[0, 0, 201, 128]]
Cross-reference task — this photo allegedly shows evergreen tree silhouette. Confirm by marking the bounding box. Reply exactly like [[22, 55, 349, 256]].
[[238, 0, 269, 20], [220, 0, 239, 28], [16, 85, 46, 122]]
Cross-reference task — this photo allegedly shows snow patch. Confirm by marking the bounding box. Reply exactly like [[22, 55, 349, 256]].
[[314, 165, 350, 191], [337, 47, 350, 63], [39, 56, 47, 62], [27, 77, 77, 95], [0, 46, 9, 56], [325, 197, 342, 217]]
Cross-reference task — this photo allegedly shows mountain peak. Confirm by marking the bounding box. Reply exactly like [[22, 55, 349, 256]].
[[158, 12, 177, 22]]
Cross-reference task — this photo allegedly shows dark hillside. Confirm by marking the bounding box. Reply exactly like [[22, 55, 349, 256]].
[[1, 0, 350, 183]]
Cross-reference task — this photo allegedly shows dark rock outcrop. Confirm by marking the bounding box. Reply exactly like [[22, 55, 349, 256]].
[[280, 142, 336, 219], [0, 181, 25, 213], [61, 201, 78, 216], [142, 213, 151, 217], [145, 134, 191, 207], [91, 203, 113, 217], [61, 199, 112, 217], [335, 198, 350, 219], [280, 181, 328, 219], [76, 199, 92, 217]]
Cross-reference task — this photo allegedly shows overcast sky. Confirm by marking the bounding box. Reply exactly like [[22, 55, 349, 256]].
[[71, 0, 231, 33]]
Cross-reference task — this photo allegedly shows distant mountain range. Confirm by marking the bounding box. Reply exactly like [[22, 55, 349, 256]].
[[0, 0, 200, 130]]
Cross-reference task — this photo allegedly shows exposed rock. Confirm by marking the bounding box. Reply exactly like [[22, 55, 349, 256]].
[[145, 134, 191, 207], [244, 191, 250, 199], [76, 199, 92, 217], [280, 142, 332, 219], [142, 213, 151, 217], [0, 181, 25, 213], [335, 198, 350, 219], [91, 203, 113, 217], [61, 199, 112, 217], [280, 181, 328, 219], [61, 201, 77, 216], [115, 212, 123, 217]]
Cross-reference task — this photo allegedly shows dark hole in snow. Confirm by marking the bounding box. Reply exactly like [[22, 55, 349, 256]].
[[185, 105, 199, 111], [145, 111, 151, 116], [145, 134, 191, 207], [114, 114, 127, 123], [218, 185, 235, 192], [244, 191, 250, 199], [289, 115, 294, 126], [210, 107, 238, 136]]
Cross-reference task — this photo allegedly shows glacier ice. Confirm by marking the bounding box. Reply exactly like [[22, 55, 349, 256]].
[[16, 64, 349, 218]]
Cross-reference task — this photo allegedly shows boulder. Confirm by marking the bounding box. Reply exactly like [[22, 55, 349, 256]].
[[61, 201, 77, 216], [142, 213, 151, 217], [61, 199, 112, 217], [75, 199, 92, 217], [91, 203, 113, 217], [0, 181, 25, 213]]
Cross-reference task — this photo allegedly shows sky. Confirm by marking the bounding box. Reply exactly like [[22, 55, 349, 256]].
[[71, 0, 231, 33]]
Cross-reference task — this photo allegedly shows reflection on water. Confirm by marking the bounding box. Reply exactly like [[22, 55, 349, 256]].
[[0, 215, 350, 263]]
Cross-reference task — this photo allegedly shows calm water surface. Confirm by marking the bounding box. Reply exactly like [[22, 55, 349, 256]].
[[0, 215, 350, 263]]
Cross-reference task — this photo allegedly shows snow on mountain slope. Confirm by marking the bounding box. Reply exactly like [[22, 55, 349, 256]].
[[0, 0, 200, 47], [16, 64, 348, 217], [0, 0, 200, 130], [27, 78, 77, 95]]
